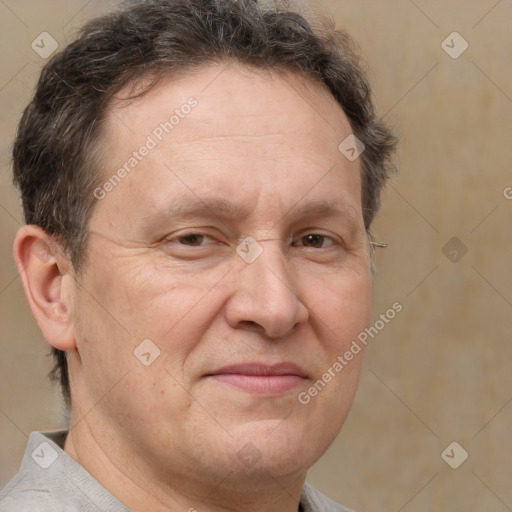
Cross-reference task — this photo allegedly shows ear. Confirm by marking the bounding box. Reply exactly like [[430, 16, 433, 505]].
[[13, 225, 76, 351]]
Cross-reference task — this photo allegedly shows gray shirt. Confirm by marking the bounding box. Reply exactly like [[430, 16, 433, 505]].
[[0, 431, 352, 511]]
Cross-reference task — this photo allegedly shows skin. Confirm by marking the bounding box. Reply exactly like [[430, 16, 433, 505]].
[[14, 62, 372, 512]]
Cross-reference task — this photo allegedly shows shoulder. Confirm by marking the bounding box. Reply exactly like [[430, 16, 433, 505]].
[[301, 482, 355, 512], [0, 473, 54, 512], [0, 430, 128, 512], [0, 431, 72, 512]]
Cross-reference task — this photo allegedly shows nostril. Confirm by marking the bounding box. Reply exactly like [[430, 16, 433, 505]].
[[239, 320, 264, 332]]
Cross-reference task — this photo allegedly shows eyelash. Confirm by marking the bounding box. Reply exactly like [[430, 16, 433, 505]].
[[164, 231, 339, 250]]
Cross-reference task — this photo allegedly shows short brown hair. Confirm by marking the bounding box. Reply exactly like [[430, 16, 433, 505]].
[[12, 0, 397, 406]]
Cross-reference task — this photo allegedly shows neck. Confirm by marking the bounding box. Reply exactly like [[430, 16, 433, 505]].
[[64, 416, 306, 512]]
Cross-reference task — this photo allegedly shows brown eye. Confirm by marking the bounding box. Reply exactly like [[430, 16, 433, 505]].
[[177, 234, 210, 246], [295, 234, 335, 248]]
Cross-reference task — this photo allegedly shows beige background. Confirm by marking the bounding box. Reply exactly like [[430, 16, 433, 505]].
[[1, 1, 511, 511]]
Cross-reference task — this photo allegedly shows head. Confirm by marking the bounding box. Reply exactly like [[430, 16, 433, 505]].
[[13, 0, 396, 496]]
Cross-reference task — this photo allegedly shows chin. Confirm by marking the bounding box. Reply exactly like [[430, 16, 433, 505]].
[[214, 418, 332, 479]]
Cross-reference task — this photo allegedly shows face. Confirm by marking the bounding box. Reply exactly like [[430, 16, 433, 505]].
[[69, 63, 372, 489]]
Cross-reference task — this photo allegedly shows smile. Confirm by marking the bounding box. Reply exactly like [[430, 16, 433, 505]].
[[206, 363, 308, 394]]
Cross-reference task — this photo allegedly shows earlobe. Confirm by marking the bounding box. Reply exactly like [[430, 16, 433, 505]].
[[13, 225, 76, 352]]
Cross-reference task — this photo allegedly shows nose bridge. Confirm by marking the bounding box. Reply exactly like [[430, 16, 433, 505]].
[[251, 238, 291, 292], [228, 237, 307, 337]]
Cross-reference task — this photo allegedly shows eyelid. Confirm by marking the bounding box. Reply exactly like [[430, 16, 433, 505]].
[[160, 228, 343, 249], [165, 231, 219, 245], [291, 231, 340, 247]]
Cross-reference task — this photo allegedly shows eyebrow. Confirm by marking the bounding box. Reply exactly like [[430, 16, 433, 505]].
[[138, 196, 359, 232], [291, 200, 358, 222], [139, 197, 247, 226]]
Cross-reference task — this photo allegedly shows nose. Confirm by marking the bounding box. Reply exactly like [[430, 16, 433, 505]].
[[224, 241, 309, 338]]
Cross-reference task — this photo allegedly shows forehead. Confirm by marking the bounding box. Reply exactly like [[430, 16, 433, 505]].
[[105, 63, 351, 148], [92, 63, 362, 234]]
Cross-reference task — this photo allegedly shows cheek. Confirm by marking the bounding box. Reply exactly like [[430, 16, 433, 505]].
[[299, 273, 370, 442], [71, 264, 213, 430], [290, 286, 370, 467], [118, 262, 231, 360], [301, 267, 371, 407], [73, 257, 228, 381], [310, 267, 372, 346]]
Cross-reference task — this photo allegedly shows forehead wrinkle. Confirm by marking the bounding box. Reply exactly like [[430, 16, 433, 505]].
[[167, 138, 338, 170], [177, 133, 284, 142], [136, 194, 361, 235], [136, 196, 251, 232]]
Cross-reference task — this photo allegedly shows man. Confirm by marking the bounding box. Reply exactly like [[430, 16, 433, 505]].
[[0, 0, 396, 510]]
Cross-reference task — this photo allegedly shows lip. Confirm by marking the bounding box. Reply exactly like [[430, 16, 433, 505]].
[[206, 362, 308, 395]]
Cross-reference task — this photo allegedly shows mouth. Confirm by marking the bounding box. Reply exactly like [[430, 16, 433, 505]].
[[206, 362, 308, 395]]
